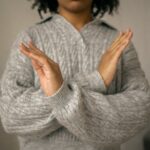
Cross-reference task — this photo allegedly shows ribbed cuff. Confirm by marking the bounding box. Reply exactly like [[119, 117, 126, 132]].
[[41, 80, 72, 110], [40, 70, 107, 111], [86, 70, 107, 94], [72, 70, 107, 94]]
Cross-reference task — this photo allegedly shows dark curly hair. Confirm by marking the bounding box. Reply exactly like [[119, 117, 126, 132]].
[[28, 0, 120, 19]]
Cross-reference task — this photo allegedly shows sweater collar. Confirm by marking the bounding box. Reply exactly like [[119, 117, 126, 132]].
[[51, 12, 101, 40]]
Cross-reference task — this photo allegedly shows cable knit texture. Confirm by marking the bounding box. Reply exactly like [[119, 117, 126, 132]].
[[0, 13, 150, 150]]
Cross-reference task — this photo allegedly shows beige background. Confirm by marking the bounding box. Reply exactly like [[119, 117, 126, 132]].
[[0, 0, 150, 150]]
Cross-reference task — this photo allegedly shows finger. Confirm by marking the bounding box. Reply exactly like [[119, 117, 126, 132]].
[[21, 42, 58, 72], [113, 32, 133, 59], [23, 43, 53, 71], [20, 42, 58, 75], [19, 43, 45, 77], [118, 31, 133, 51], [111, 31, 129, 50], [112, 35, 132, 55], [28, 40, 43, 54], [112, 29, 131, 46], [109, 31, 125, 50], [28, 41, 38, 51], [31, 59, 44, 77], [116, 29, 133, 46], [111, 30, 132, 51], [20, 42, 38, 55], [114, 40, 130, 60], [19, 43, 31, 55], [20, 43, 41, 58], [20, 43, 43, 59], [109, 31, 126, 51], [28, 41, 57, 65]]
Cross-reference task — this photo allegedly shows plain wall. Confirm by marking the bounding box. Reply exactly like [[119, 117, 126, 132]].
[[0, 0, 150, 150]]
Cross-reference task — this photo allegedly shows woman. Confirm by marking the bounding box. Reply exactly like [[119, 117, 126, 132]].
[[0, 0, 150, 150]]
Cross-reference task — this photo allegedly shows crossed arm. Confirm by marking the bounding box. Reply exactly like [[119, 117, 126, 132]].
[[0, 29, 150, 147]]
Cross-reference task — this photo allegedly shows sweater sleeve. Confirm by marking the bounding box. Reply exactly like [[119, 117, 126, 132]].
[[71, 69, 107, 94], [0, 29, 108, 140], [40, 42, 150, 146], [0, 30, 63, 140]]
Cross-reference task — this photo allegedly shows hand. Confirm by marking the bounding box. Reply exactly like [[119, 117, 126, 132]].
[[19, 41, 64, 96], [97, 28, 133, 88]]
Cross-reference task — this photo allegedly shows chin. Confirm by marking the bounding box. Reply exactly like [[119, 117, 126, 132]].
[[66, 1, 88, 13], [58, 0, 92, 13]]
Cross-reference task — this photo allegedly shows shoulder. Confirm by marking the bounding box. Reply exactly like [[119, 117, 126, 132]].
[[98, 19, 120, 44], [16, 16, 54, 43], [21, 15, 54, 36], [100, 20, 120, 38], [99, 21, 137, 60], [12, 16, 54, 54], [100, 20, 118, 31], [97, 19, 119, 39], [26, 16, 52, 34], [35, 16, 53, 25]]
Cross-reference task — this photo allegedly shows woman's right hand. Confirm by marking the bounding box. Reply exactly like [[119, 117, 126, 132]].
[[97, 29, 133, 89]]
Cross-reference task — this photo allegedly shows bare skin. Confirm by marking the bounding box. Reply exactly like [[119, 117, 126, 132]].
[[57, 0, 93, 31], [19, 41, 64, 96], [19, 0, 133, 96]]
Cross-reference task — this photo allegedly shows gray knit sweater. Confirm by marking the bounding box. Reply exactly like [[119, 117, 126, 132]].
[[0, 13, 150, 150]]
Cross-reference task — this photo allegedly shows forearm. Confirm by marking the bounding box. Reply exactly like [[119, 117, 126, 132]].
[[0, 29, 63, 139], [71, 69, 107, 94]]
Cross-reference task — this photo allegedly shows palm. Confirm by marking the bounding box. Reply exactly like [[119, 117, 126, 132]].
[[20, 41, 64, 96]]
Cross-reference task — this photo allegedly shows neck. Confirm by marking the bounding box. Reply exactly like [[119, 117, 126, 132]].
[[57, 8, 94, 31]]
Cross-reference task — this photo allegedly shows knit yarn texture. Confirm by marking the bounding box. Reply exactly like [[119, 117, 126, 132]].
[[0, 13, 150, 150]]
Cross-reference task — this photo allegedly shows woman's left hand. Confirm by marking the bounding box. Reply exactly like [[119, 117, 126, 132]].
[[19, 40, 64, 97]]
